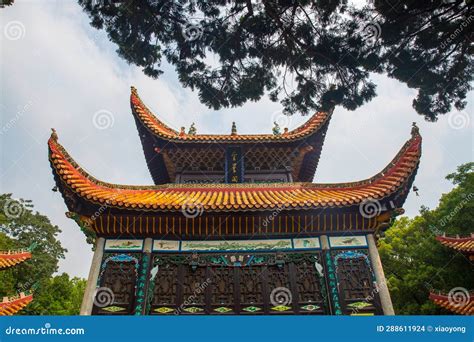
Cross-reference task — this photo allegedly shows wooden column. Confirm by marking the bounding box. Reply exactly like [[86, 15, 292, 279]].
[[367, 234, 395, 315], [80, 237, 105, 315], [320, 235, 329, 250]]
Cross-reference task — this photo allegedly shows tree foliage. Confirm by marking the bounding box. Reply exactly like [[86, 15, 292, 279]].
[[379, 162, 474, 314], [78, 0, 472, 120], [0, 194, 84, 315]]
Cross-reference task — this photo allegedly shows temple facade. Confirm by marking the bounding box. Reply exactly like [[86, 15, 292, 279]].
[[49, 87, 422, 315]]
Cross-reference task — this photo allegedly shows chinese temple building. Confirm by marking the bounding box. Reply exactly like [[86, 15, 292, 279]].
[[49, 87, 422, 316], [429, 234, 474, 315], [0, 249, 33, 315]]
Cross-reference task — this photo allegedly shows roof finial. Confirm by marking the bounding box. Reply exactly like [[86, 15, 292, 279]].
[[231, 121, 237, 135], [272, 121, 281, 136], [179, 127, 186, 136], [411, 122, 419, 136], [131, 86, 137, 94], [51, 128, 58, 141], [188, 123, 197, 135]]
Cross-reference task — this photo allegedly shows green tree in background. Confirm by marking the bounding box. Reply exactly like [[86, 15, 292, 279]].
[[31, 274, 86, 315], [0, 194, 85, 315], [379, 162, 474, 314]]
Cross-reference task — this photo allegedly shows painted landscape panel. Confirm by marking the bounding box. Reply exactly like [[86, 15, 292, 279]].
[[181, 239, 292, 252], [329, 236, 368, 248], [293, 237, 321, 249], [153, 240, 180, 251], [104, 239, 143, 251]]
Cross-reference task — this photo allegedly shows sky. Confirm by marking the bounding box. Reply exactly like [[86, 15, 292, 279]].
[[1, 1, 472, 278]]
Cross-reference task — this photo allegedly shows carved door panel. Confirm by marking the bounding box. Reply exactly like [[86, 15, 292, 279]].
[[149, 262, 179, 314], [294, 260, 327, 314], [239, 266, 266, 314], [149, 252, 329, 315], [93, 258, 138, 315], [333, 250, 382, 315], [180, 265, 207, 314], [208, 266, 235, 314]]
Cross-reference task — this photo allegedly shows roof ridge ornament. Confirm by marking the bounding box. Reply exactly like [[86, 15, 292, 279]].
[[188, 123, 197, 135], [231, 121, 237, 135], [411, 122, 419, 137], [51, 128, 58, 141], [273, 121, 281, 136]]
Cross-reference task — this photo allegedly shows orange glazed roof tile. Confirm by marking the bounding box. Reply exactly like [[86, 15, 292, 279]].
[[436, 234, 474, 255], [48, 127, 421, 212], [429, 292, 474, 315], [0, 250, 32, 269], [0, 293, 33, 316], [130, 86, 332, 143]]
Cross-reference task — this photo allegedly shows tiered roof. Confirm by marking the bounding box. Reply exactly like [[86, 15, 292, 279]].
[[0, 249, 31, 269], [429, 292, 473, 315], [48, 128, 421, 213], [130, 87, 333, 183], [436, 234, 474, 260], [131, 86, 331, 143], [0, 292, 33, 316]]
